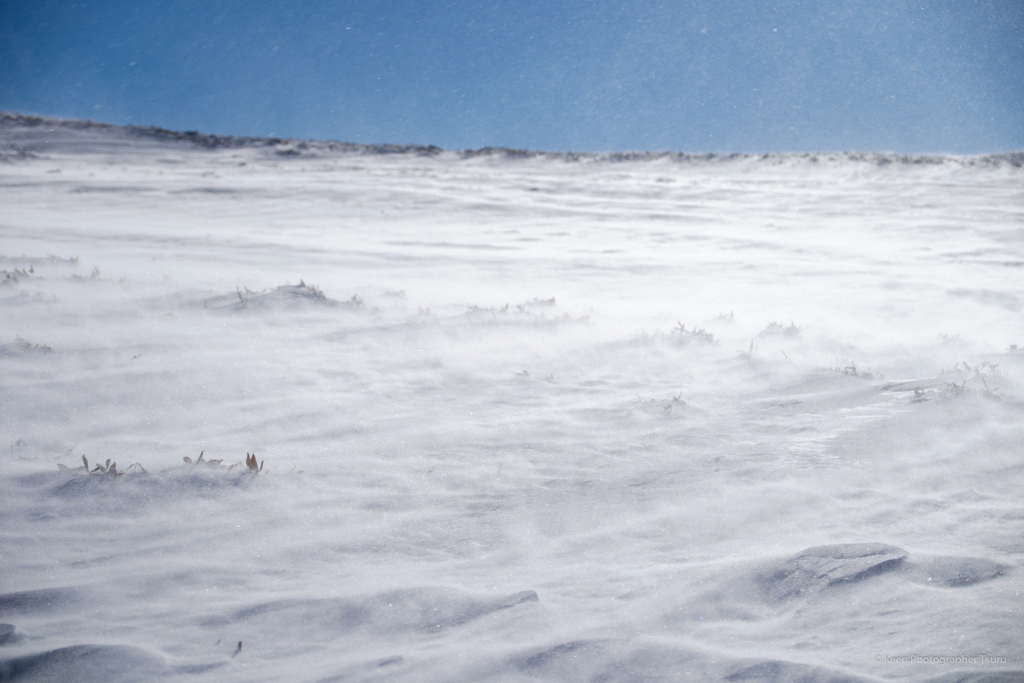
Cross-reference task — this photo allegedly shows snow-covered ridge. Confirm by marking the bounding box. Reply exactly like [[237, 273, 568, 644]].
[[4, 110, 1022, 167]]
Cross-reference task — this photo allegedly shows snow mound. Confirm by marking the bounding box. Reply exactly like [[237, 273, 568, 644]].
[[925, 672, 1024, 683], [4, 467, 267, 519], [725, 659, 876, 683], [0, 338, 54, 357], [202, 284, 358, 312], [665, 543, 1013, 629], [900, 555, 1010, 588], [754, 543, 909, 602], [496, 638, 879, 683], [208, 587, 538, 638], [0, 645, 179, 683], [0, 587, 86, 618]]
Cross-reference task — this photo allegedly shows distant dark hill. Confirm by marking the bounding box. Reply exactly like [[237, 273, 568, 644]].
[[2, 111, 1022, 168]]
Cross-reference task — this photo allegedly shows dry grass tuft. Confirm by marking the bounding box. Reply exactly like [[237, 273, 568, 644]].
[[245, 453, 263, 473], [673, 322, 716, 344], [55, 450, 267, 477], [183, 450, 224, 467], [183, 450, 264, 473], [57, 454, 146, 477]]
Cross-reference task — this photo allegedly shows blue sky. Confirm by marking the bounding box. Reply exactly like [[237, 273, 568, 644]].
[[1, 0, 1022, 152]]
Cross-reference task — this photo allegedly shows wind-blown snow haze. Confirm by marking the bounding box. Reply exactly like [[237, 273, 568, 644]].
[[0, 113, 1022, 682]]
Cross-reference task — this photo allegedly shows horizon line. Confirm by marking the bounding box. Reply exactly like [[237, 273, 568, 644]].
[[3, 110, 1023, 164]]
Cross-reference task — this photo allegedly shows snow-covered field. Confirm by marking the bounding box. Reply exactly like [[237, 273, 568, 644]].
[[1, 113, 1022, 682]]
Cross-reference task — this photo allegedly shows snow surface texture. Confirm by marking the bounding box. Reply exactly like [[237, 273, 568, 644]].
[[1, 112, 1023, 682]]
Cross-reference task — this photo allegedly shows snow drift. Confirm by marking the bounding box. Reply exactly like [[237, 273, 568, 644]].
[[1, 113, 1022, 682]]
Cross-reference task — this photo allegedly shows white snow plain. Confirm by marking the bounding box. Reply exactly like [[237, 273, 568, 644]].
[[1, 114, 1023, 682]]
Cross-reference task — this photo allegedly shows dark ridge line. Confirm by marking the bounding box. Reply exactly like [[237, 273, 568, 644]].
[[2, 111, 1022, 167], [0, 110, 443, 156]]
